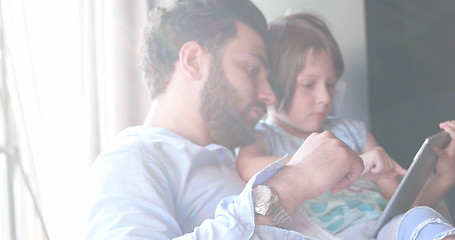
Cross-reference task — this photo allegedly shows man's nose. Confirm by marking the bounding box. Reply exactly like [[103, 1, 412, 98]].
[[257, 77, 276, 105]]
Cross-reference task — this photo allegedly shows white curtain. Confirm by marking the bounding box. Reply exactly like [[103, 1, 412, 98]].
[[0, 0, 150, 239], [83, 0, 150, 162]]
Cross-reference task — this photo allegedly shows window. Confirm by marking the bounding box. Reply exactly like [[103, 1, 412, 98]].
[[0, 0, 149, 239]]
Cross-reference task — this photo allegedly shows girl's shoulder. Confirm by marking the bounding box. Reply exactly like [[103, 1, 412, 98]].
[[325, 118, 367, 154], [324, 118, 366, 134]]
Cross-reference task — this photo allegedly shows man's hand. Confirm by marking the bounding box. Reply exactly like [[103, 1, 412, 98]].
[[264, 131, 364, 215]]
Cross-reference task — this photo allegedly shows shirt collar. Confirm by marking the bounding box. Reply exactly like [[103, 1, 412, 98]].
[[204, 144, 236, 169]]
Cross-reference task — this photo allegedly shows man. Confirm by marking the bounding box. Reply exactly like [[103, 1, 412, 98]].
[[85, 0, 365, 239]]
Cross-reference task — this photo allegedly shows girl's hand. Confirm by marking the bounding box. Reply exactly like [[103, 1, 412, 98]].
[[360, 146, 407, 181], [434, 120, 455, 185]]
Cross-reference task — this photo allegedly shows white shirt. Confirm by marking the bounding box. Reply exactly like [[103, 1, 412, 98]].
[[85, 126, 339, 239]]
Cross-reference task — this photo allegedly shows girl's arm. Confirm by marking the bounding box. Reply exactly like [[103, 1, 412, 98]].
[[413, 120, 455, 208], [361, 130, 406, 200], [236, 136, 287, 181]]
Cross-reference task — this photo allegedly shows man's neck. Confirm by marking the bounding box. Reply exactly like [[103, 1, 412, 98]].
[[144, 97, 213, 147]]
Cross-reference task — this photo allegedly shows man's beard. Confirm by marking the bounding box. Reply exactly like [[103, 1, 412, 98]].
[[199, 59, 256, 150]]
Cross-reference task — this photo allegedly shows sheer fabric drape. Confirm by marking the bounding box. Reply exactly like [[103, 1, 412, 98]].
[[0, 0, 150, 239], [83, 0, 150, 162]]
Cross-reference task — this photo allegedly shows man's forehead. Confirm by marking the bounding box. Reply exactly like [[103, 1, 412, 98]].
[[228, 22, 269, 64]]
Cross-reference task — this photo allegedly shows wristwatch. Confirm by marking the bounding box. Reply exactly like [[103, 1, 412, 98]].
[[252, 185, 294, 229]]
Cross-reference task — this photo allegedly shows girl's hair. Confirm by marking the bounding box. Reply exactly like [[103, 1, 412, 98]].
[[268, 12, 344, 112]]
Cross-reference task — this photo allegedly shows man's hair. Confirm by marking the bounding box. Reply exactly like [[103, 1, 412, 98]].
[[142, 0, 268, 99], [267, 12, 344, 112]]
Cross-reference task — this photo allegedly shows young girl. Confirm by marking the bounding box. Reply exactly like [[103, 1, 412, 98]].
[[236, 12, 455, 239]]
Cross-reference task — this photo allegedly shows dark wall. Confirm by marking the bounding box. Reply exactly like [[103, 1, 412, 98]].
[[366, 1, 455, 216], [366, 1, 455, 169]]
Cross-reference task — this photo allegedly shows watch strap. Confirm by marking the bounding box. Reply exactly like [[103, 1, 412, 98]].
[[268, 202, 294, 229]]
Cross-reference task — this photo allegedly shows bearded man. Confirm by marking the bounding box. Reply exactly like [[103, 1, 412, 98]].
[[85, 0, 366, 239]]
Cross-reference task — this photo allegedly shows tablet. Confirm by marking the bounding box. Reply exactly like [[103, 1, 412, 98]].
[[369, 131, 450, 238]]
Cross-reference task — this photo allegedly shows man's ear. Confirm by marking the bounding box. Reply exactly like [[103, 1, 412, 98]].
[[179, 41, 207, 81]]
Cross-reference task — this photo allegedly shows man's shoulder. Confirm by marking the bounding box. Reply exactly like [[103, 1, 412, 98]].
[[95, 127, 197, 166], [114, 126, 193, 149]]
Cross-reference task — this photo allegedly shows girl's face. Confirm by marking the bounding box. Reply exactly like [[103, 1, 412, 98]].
[[270, 49, 337, 139]]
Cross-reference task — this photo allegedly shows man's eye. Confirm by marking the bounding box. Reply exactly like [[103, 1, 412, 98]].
[[300, 83, 313, 88], [246, 65, 259, 76]]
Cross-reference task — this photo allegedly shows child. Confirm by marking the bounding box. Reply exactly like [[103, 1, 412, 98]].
[[236, 12, 455, 239]]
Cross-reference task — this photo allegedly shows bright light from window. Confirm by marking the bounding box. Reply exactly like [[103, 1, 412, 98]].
[[2, 0, 88, 239]]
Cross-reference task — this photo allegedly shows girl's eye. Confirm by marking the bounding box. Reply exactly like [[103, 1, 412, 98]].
[[327, 83, 336, 89]]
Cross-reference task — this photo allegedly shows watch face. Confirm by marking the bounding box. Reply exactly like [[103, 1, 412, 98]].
[[253, 185, 294, 229], [252, 185, 272, 207]]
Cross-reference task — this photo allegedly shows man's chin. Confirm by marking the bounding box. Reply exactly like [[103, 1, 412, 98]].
[[246, 114, 263, 128], [216, 134, 254, 149], [209, 119, 256, 149]]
